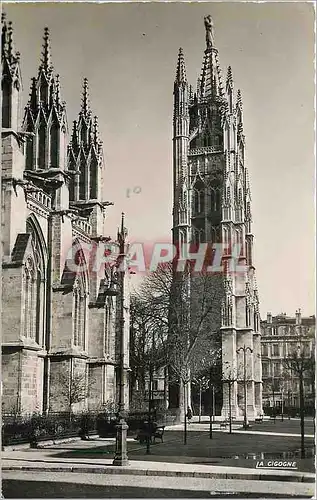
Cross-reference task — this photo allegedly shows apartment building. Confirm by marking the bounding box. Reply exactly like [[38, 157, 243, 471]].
[[260, 310, 315, 409]]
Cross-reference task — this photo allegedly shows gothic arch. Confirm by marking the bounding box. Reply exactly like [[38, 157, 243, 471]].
[[193, 227, 205, 245], [23, 215, 47, 344], [26, 214, 47, 273], [210, 187, 216, 211], [71, 239, 89, 350], [192, 179, 205, 215]]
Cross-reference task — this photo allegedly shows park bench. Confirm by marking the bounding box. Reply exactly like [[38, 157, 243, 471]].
[[153, 425, 165, 443], [220, 416, 236, 428], [137, 422, 165, 444]]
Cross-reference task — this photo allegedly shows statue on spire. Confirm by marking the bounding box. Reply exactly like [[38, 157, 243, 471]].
[[204, 15, 214, 49]]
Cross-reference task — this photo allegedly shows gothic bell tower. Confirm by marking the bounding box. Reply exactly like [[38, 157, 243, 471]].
[[172, 16, 263, 419]]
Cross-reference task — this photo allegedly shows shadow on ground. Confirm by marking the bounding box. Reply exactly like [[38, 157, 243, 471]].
[[47, 427, 314, 472], [2, 480, 313, 499]]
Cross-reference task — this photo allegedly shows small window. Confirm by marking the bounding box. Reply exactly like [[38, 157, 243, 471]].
[[261, 344, 268, 357], [272, 344, 280, 357]]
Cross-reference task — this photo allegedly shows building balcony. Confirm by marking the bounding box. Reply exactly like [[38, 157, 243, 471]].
[[188, 145, 222, 157], [72, 218, 92, 236], [27, 190, 52, 210]]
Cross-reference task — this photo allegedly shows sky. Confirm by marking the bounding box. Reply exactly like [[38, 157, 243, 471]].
[[4, 1, 315, 318]]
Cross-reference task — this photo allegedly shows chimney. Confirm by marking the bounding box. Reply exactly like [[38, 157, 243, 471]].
[[267, 312, 272, 324]]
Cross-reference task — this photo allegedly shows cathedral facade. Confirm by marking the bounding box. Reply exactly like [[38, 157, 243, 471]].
[[172, 16, 263, 418], [1, 15, 130, 415]]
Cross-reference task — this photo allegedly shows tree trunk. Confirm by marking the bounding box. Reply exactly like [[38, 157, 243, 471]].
[[183, 382, 187, 445], [164, 366, 169, 411], [179, 379, 185, 422]]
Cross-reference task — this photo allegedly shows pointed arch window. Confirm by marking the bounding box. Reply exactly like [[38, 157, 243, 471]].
[[246, 304, 251, 328], [193, 189, 199, 214], [79, 157, 87, 200], [23, 258, 36, 339], [254, 311, 259, 332], [89, 158, 98, 199], [50, 122, 59, 168], [215, 187, 221, 211], [194, 228, 205, 245], [68, 158, 76, 202], [2, 80, 11, 128], [37, 123, 46, 170], [193, 185, 205, 214], [26, 136, 34, 170], [24, 221, 46, 344], [226, 125, 230, 150], [210, 188, 216, 211], [73, 276, 87, 350], [210, 227, 217, 244]]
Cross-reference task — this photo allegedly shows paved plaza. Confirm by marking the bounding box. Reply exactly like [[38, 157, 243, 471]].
[[2, 418, 315, 499]]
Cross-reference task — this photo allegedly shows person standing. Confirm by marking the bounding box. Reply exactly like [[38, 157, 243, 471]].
[[187, 406, 193, 423]]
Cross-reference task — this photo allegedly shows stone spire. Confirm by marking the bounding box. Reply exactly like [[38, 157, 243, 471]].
[[175, 48, 187, 86], [81, 78, 91, 119], [2, 13, 14, 61], [226, 65, 233, 89], [22, 26, 68, 171], [236, 88, 242, 108], [236, 89, 245, 144], [1, 13, 22, 129], [54, 74, 61, 106], [68, 79, 103, 202], [199, 16, 223, 100], [39, 27, 53, 76]]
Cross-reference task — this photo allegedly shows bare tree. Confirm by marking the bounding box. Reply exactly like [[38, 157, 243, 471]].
[[129, 293, 167, 409], [135, 262, 223, 434], [282, 340, 315, 458], [57, 370, 88, 416], [262, 376, 281, 421]]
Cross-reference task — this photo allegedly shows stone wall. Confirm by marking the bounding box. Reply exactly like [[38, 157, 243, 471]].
[[2, 350, 21, 413], [2, 266, 23, 343]]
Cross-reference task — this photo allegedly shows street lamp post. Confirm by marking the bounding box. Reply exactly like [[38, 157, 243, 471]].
[[113, 213, 129, 466], [237, 345, 253, 430], [146, 331, 155, 455]]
